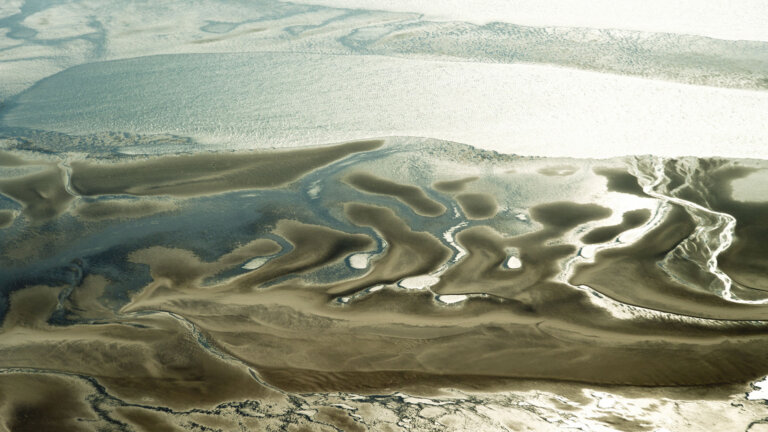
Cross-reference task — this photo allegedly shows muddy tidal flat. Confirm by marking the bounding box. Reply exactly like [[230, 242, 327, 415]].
[[2, 137, 768, 431], [2, 1, 768, 431]]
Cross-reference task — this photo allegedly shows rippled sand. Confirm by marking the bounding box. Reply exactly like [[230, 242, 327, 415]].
[[1, 136, 767, 430]]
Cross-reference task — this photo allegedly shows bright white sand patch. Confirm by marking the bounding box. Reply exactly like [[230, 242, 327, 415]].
[[400, 395, 451, 406], [443, 222, 468, 262], [506, 256, 522, 269], [503, 247, 523, 269], [399, 275, 440, 290], [436, 295, 468, 305], [347, 253, 371, 269], [748, 376, 768, 401], [597, 396, 616, 409], [242, 257, 269, 270], [579, 245, 597, 260]]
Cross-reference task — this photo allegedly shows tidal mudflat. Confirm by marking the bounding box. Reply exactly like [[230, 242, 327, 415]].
[[2, 0, 768, 430], [1, 136, 768, 430]]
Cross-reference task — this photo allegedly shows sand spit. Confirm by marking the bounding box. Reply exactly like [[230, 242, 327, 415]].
[[581, 209, 651, 244], [70, 139, 383, 197], [345, 172, 446, 217], [433, 176, 479, 193], [73, 199, 178, 221], [0, 165, 73, 222]]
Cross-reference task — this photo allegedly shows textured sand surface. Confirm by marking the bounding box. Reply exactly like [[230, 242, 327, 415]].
[[2, 138, 768, 430], [2, 1, 768, 430]]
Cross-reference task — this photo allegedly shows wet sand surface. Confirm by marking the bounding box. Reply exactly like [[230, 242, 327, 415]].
[[2, 1, 768, 429], [0, 211, 15, 228], [344, 172, 446, 217], [2, 137, 768, 430], [454, 193, 499, 219], [70, 139, 383, 197], [581, 209, 651, 244]]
